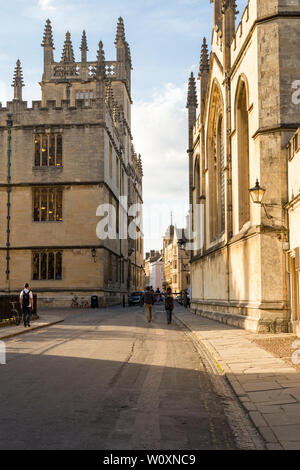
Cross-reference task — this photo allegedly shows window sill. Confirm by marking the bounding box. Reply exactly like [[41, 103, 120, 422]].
[[33, 166, 64, 171]]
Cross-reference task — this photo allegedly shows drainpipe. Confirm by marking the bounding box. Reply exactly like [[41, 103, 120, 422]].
[[6, 114, 13, 289]]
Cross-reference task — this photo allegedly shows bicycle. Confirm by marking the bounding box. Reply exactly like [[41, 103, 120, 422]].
[[9, 301, 21, 325], [71, 296, 89, 309]]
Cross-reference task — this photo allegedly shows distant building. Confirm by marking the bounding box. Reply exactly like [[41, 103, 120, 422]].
[[287, 129, 300, 337], [144, 250, 162, 288], [150, 256, 163, 291], [162, 225, 190, 294]]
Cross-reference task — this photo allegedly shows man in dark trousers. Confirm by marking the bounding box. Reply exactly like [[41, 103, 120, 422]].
[[20, 283, 33, 327], [165, 287, 174, 324]]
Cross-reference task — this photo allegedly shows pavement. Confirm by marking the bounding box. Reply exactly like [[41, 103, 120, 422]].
[[0, 311, 65, 341], [174, 308, 300, 450]]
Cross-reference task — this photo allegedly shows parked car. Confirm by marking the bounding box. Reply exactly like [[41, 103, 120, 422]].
[[128, 292, 143, 306], [176, 295, 183, 305]]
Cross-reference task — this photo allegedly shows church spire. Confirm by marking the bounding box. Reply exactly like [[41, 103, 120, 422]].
[[186, 72, 198, 109], [41, 18, 54, 49], [198, 37, 209, 78], [80, 30, 88, 63], [12, 59, 25, 101], [61, 31, 75, 63]]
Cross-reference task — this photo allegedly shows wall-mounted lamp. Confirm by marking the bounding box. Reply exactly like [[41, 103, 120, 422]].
[[177, 239, 186, 250], [249, 180, 278, 220], [249, 180, 266, 205]]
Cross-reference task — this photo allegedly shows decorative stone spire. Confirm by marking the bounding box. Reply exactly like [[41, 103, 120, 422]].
[[211, 0, 223, 31], [96, 41, 106, 78], [12, 59, 25, 100], [41, 19, 54, 49], [115, 17, 126, 45], [186, 72, 198, 109], [198, 37, 209, 78], [80, 30, 88, 62], [221, 0, 239, 15], [61, 32, 75, 63]]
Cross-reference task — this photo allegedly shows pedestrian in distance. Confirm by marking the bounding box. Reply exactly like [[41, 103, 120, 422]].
[[143, 286, 154, 323], [20, 283, 33, 328], [165, 287, 174, 324], [183, 290, 188, 308]]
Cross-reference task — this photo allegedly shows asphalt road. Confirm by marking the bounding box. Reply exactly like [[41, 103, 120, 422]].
[[0, 305, 253, 450]]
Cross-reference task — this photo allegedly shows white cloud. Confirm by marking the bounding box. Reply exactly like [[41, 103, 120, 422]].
[[38, 0, 56, 12], [132, 82, 192, 251]]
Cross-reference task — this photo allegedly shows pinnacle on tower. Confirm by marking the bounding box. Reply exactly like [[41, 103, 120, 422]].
[[186, 72, 198, 109], [115, 17, 126, 45], [96, 41, 106, 78], [221, 0, 239, 15], [80, 30, 88, 51], [41, 19, 55, 48], [80, 30, 88, 62], [61, 32, 75, 63], [12, 59, 24, 88], [12, 59, 25, 100], [198, 37, 210, 78]]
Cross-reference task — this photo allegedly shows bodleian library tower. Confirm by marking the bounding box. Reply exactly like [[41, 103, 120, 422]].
[[0, 18, 144, 307]]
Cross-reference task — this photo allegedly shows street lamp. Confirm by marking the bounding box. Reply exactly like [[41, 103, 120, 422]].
[[249, 179, 284, 221], [249, 179, 266, 205], [177, 239, 186, 296], [249, 179, 273, 219], [177, 239, 186, 250]]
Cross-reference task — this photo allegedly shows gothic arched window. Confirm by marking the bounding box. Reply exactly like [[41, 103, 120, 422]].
[[207, 82, 225, 242], [236, 79, 250, 230]]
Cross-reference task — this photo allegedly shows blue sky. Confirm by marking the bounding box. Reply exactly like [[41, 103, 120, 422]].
[[0, 0, 248, 253]]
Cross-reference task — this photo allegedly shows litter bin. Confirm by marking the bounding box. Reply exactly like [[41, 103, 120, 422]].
[[91, 295, 98, 308]]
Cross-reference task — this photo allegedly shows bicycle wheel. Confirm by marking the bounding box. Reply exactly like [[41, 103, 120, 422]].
[[12, 311, 20, 325]]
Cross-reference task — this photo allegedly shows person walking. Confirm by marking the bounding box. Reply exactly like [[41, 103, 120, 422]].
[[20, 283, 33, 327], [183, 290, 188, 308], [165, 287, 174, 324], [143, 286, 154, 323]]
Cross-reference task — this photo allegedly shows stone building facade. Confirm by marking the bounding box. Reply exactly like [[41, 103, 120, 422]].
[[162, 225, 190, 294], [187, 0, 300, 333], [287, 128, 300, 337], [0, 18, 144, 307]]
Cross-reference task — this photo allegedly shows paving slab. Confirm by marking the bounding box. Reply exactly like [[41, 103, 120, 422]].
[[174, 309, 300, 450]]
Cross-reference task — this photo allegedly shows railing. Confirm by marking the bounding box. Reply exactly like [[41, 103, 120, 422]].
[[0, 295, 38, 326], [50, 61, 118, 80]]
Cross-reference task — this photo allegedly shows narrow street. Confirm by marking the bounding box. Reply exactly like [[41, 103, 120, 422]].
[[0, 305, 262, 450]]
